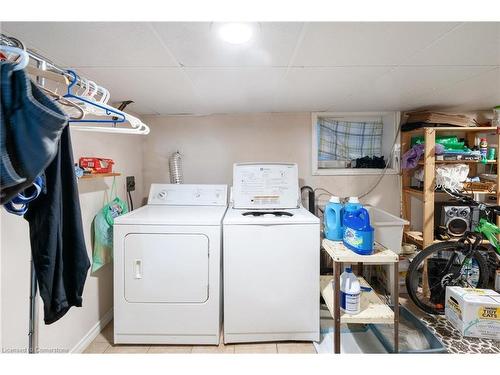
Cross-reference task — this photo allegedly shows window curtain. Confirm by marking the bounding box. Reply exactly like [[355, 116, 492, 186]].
[[318, 118, 383, 161]]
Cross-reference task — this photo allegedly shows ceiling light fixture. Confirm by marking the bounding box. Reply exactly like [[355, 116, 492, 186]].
[[218, 23, 253, 44]]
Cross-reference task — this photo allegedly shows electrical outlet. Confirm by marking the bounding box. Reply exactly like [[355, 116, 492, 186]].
[[126, 176, 135, 192]]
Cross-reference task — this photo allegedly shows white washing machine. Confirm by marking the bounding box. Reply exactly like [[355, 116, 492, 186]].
[[223, 163, 320, 343], [113, 184, 227, 345]]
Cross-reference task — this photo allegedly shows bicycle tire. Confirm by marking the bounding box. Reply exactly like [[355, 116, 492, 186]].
[[405, 241, 490, 315]]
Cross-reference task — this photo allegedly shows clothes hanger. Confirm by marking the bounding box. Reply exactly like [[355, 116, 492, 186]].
[[70, 123, 150, 134], [39, 86, 85, 120], [0, 45, 29, 71], [64, 70, 126, 124], [101, 86, 110, 104], [68, 74, 146, 130], [75, 76, 86, 96], [87, 80, 98, 100], [26, 65, 70, 86]]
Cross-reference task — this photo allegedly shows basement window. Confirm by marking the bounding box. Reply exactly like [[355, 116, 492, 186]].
[[311, 112, 400, 176]]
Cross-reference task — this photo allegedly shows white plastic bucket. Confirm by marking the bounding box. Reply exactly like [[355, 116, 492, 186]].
[[365, 206, 409, 254]]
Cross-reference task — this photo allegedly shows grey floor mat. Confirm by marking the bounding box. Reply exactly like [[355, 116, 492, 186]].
[[421, 315, 500, 354]]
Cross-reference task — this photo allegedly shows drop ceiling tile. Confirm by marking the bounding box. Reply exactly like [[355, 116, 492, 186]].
[[122, 103, 159, 116], [408, 67, 500, 111], [184, 67, 287, 113], [408, 22, 500, 66], [1, 22, 178, 67], [151, 22, 304, 67], [76, 67, 202, 115], [292, 22, 459, 67], [329, 66, 493, 111], [271, 67, 391, 112]]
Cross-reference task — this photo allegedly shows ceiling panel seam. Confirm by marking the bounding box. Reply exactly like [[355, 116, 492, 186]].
[[147, 22, 208, 111], [270, 22, 309, 111], [397, 22, 464, 67]]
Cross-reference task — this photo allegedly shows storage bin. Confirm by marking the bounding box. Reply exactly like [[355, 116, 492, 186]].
[[365, 206, 409, 254], [370, 305, 447, 353]]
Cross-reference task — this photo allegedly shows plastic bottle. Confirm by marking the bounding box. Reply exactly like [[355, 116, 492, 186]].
[[344, 197, 362, 214], [343, 207, 375, 255], [342, 197, 362, 235], [324, 196, 344, 241], [340, 267, 361, 314], [480, 138, 488, 160]]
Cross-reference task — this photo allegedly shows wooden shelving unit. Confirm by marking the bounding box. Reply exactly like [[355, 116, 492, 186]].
[[320, 276, 395, 324], [401, 126, 500, 250], [79, 172, 121, 180], [321, 240, 399, 354]]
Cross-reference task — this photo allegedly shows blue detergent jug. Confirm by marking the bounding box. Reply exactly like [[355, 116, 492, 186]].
[[324, 196, 343, 240], [343, 207, 374, 255], [342, 197, 362, 236], [343, 197, 362, 215]]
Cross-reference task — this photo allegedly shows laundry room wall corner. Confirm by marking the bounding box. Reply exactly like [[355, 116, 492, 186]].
[[1, 126, 145, 353]]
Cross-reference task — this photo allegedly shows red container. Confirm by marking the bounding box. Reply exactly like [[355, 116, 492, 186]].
[[79, 157, 114, 174]]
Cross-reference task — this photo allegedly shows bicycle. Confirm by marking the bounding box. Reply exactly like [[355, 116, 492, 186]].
[[405, 189, 500, 315]]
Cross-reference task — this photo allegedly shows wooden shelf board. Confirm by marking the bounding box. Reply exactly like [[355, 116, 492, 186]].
[[403, 188, 424, 198], [417, 160, 497, 165], [322, 239, 398, 264], [404, 230, 490, 248], [320, 275, 395, 325], [79, 172, 121, 179], [405, 127, 497, 136], [403, 187, 496, 200], [404, 231, 432, 247]]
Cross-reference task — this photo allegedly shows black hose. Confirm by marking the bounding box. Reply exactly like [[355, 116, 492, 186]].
[[128, 191, 134, 211], [301, 186, 315, 214]]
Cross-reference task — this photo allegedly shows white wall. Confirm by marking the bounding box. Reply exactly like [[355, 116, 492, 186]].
[[142, 112, 402, 216], [1, 129, 144, 352]]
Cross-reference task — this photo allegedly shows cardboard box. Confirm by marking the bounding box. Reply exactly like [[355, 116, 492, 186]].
[[445, 286, 500, 340]]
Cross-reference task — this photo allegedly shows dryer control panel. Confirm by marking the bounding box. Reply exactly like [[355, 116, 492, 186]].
[[148, 184, 228, 206]]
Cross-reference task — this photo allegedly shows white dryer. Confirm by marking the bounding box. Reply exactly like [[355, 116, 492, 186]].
[[223, 163, 320, 343], [113, 184, 227, 345]]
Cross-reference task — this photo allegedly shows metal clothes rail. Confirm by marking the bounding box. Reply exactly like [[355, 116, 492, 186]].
[[1, 32, 150, 135], [1, 33, 107, 99]]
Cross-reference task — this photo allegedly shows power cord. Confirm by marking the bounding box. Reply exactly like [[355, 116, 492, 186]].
[[127, 191, 134, 211], [359, 118, 403, 199]]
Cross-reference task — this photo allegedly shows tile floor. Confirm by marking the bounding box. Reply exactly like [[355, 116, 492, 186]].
[[83, 321, 317, 354]]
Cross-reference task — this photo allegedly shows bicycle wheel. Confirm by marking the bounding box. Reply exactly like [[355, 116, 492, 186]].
[[405, 241, 489, 315]]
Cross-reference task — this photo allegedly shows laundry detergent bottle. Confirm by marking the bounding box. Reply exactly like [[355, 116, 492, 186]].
[[343, 207, 374, 255], [324, 196, 344, 241], [340, 267, 361, 314], [342, 196, 362, 237], [344, 197, 362, 215]]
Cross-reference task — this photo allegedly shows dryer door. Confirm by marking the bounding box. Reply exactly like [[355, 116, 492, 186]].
[[124, 233, 209, 303]]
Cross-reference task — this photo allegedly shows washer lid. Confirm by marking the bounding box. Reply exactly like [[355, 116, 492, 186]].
[[232, 163, 300, 209], [114, 205, 228, 226], [223, 207, 319, 225]]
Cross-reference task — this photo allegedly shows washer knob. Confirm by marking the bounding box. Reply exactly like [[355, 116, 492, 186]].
[[157, 190, 168, 200]]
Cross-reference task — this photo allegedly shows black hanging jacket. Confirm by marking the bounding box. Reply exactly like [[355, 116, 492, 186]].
[[24, 126, 90, 324]]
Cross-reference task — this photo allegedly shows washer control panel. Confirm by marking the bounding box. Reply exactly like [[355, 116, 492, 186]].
[[148, 184, 228, 206], [232, 163, 300, 209]]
